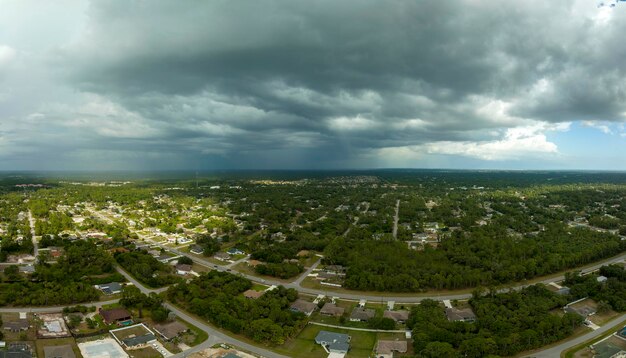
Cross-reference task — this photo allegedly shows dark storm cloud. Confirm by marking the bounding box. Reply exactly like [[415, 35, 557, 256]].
[[3, 0, 625, 169]]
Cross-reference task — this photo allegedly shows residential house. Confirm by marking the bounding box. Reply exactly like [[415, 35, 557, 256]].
[[3, 320, 29, 333], [320, 303, 345, 317], [189, 245, 204, 255], [324, 265, 346, 275], [99, 308, 132, 325], [315, 331, 351, 354], [18, 265, 35, 274], [153, 321, 188, 341], [227, 248, 244, 256], [383, 310, 409, 324], [214, 252, 231, 261], [350, 307, 375, 322], [445, 307, 477, 323], [121, 333, 157, 349], [176, 264, 192, 275], [375, 340, 408, 358], [565, 304, 596, 318], [556, 286, 571, 296], [95, 282, 123, 295], [290, 299, 317, 316], [1, 343, 33, 358]]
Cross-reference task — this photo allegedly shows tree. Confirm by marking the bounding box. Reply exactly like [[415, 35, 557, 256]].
[[67, 314, 82, 329], [421, 342, 457, 358]]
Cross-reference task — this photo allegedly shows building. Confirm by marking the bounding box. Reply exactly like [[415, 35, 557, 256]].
[[227, 248, 244, 255], [383, 310, 409, 324], [121, 333, 157, 349], [153, 321, 188, 341], [111, 324, 157, 350], [556, 286, 571, 295], [214, 252, 231, 261], [445, 307, 477, 323], [315, 330, 351, 354], [99, 308, 132, 325], [350, 307, 375, 322], [375, 340, 408, 358], [44, 345, 76, 358], [1, 343, 33, 358], [95, 282, 123, 295], [3, 320, 29, 332], [598, 276, 608, 283], [18, 265, 35, 274], [320, 303, 345, 317], [324, 265, 346, 275], [176, 264, 192, 275], [243, 289, 264, 300], [189, 245, 204, 255], [290, 299, 317, 316]]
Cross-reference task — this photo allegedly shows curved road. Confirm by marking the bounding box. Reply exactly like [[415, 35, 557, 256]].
[[115, 265, 288, 358], [169, 246, 626, 303], [526, 314, 626, 357]]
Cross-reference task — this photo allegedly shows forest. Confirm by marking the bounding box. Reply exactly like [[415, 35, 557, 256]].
[[166, 271, 307, 345], [324, 223, 625, 291], [0, 240, 112, 306], [408, 286, 583, 358], [114, 250, 183, 288]]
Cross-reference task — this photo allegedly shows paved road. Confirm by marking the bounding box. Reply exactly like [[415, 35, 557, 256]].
[[28, 210, 38, 257], [165, 244, 626, 303], [114, 263, 288, 358], [225, 255, 250, 269], [293, 257, 322, 286], [166, 303, 289, 358], [392, 199, 400, 239], [526, 314, 626, 357], [115, 266, 169, 294], [88, 206, 626, 302]]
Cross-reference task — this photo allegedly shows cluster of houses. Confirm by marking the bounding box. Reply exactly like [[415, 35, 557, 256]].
[[289, 298, 412, 325], [314, 330, 408, 358]]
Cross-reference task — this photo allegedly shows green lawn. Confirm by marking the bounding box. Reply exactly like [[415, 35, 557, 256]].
[[276, 325, 377, 358], [35, 337, 83, 358]]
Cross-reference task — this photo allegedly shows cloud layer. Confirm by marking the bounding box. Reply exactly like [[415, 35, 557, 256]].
[[1, 0, 626, 170]]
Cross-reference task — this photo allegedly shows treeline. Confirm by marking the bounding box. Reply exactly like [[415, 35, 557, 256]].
[[408, 286, 583, 358], [195, 234, 221, 256], [255, 262, 303, 279], [325, 223, 626, 291], [167, 271, 306, 345], [114, 250, 182, 288], [0, 241, 114, 306], [0, 280, 100, 306]]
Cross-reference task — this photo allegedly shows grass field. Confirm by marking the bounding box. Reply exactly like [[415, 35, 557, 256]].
[[35, 337, 83, 358], [276, 325, 378, 358]]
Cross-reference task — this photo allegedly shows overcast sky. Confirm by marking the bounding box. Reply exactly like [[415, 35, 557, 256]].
[[1, 0, 626, 171]]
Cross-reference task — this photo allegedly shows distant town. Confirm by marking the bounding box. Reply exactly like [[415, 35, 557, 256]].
[[1, 171, 626, 357]]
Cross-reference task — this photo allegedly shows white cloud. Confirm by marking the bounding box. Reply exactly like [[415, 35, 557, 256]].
[[582, 120, 613, 134], [327, 115, 378, 131], [0, 45, 16, 67], [377, 122, 571, 161]]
